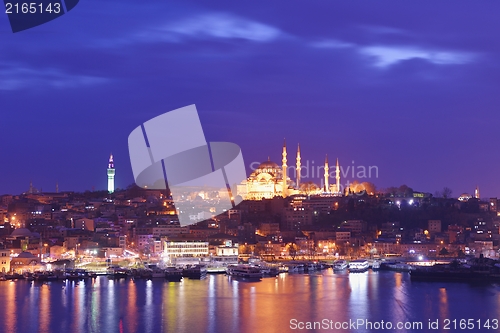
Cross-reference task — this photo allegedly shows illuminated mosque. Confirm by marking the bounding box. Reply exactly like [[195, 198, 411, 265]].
[[236, 140, 341, 200]]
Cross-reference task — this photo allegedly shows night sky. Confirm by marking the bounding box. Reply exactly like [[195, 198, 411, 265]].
[[1, 0, 500, 197]]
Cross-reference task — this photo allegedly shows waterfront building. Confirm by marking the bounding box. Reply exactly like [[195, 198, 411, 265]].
[[215, 239, 239, 256], [10, 251, 40, 273], [163, 240, 209, 264], [0, 249, 10, 273]]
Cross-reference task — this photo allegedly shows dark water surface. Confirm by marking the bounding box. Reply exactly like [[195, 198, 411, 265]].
[[1, 270, 500, 333]]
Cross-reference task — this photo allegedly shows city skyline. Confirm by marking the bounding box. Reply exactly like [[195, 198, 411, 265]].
[[2, 0, 500, 197], [7, 148, 483, 199]]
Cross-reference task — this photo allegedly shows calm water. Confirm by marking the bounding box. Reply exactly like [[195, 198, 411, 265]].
[[1, 270, 500, 333]]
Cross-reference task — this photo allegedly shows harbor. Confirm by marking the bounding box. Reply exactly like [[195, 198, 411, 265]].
[[1, 268, 499, 333], [4, 254, 499, 283]]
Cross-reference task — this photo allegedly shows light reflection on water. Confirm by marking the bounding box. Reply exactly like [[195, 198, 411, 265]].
[[0, 271, 499, 333]]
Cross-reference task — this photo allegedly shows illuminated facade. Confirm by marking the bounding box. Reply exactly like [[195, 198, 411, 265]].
[[236, 142, 342, 200], [163, 240, 209, 263], [107, 154, 115, 193]]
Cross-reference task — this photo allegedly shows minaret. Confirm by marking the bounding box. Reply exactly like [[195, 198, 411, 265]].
[[29, 180, 33, 194], [324, 155, 330, 193], [335, 158, 341, 195], [56, 182, 59, 193], [475, 186, 480, 199], [282, 139, 288, 198], [296, 144, 301, 189], [107, 154, 115, 193]]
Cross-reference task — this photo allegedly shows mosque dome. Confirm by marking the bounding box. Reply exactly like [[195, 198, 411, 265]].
[[17, 251, 36, 259], [257, 160, 280, 169], [11, 228, 33, 238], [458, 193, 472, 202]]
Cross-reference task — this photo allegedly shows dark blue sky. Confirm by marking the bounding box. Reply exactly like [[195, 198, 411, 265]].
[[1, 0, 500, 197]]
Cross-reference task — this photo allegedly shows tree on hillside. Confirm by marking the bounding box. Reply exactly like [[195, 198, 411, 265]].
[[287, 243, 299, 260], [436, 187, 453, 199], [300, 181, 319, 195]]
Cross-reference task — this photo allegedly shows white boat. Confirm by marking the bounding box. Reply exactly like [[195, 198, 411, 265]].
[[349, 260, 369, 273], [286, 264, 299, 273], [333, 260, 348, 271], [227, 265, 262, 279], [371, 260, 381, 270]]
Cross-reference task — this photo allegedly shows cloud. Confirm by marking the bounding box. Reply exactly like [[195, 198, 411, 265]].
[[0, 66, 108, 90], [156, 13, 282, 42], [359, 46, 475, 67], [360, 25, 409, 36], [309, 39, 354, 49]]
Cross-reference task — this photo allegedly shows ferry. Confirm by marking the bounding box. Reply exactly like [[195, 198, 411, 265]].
[[150, 268, 166, 278], [333, 260, 348, 271], [380, 261, 414, 272], [165, 267, 183, 282], [182, 264, 207, 279], [260, 266, 280, 277], [33, 271, 58, 281], [227, 265, 262, 280], [107, 268, 128, 279], [65, 269, 92, 280], [348, 260, 369, 273], [410, 256, 500, 282]]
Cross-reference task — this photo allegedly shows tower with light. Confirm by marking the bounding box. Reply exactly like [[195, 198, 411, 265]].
[[324, 155, 330, 193], [282, 139, 288, 198], [107, 154, 115, 193]]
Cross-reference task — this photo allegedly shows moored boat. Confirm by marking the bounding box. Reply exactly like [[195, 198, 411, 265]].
[[348, 260, 369, 273], [107, 268, 128, 279], [227, 265, 262, 280], [380, 261, 414, 272], [34, 271, 58, 281], [182, 265, 207, 279], [150, 268, 166, 279], [333, 260, 348, 271], [165, 267, 183, 282], [410, 257, 500, 282]]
